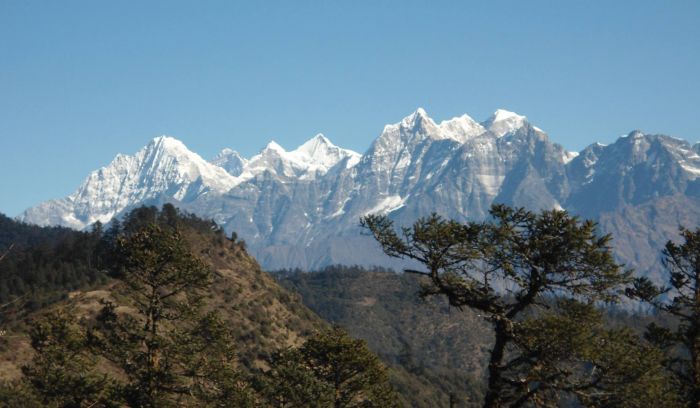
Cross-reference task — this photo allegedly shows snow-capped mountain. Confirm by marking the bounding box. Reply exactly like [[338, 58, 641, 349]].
[[234, 134, 360, 182], [210, 148, 247, 177], [21, 136, 237, 229], [19, 109, 700, 281], [482, 109, 529, 137], [563, 132, 700, 277], [438, 113, 486, 142]]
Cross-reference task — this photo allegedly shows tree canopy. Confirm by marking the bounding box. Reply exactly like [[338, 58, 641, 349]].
[[261, 326, 399, 408], [629, 226, 700, 406], [362, 204, 663, 407]]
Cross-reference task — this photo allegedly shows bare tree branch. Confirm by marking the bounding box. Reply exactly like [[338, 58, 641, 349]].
[[0, 243, 14, 263]]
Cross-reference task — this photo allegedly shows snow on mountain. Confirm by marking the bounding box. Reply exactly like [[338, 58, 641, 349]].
[[377, 108, 441, 144], [363, 195, 406, 216], [235, 134, 361, 182], [438, 114, 486, 142], [288, 134, 361, 172], [562, 151, 579, 164], [373, 107, 526, 144], [560, 132, 700, 284], [20, 136, 237, 228], [124, 136, 237, 194], [18, 109, 700, 280], [482, 109, 528, 137], [677, 142, 700, 177], [236, 140, 303, 180], [565, 131, 700, 217], [210, 148, 248, 176], [376, 108, 487, 146]]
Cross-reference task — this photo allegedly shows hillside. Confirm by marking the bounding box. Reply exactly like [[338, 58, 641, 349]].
[[0, 213, 109, 324], [1, 207, 475, 407], [275, 265, 675, 407], [0, 206, 324, 384], [276, 266, 493, 407]]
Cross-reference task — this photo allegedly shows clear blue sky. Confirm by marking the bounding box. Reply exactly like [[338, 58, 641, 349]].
[[1, 0, 699, 216]]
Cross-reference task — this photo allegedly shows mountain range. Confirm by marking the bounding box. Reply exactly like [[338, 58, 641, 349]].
[[19, 108, 700, 281]]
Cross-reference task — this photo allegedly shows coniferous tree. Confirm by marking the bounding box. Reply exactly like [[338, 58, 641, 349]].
[[0, 217, 108, 322], [262, 347, 332, 408], [513, 299, 676, 407], [362, 205, 640, 407], [2, 207, 257, 407], [262, 326, 399, 408], [15, 308, 115, 407], [629, 226, 700, 406], [89, 220, 254, 407]]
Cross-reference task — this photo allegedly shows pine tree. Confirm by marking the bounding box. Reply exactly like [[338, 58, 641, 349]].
[[17, 308, 115, 407], [262, 326, 399, 408], [261, 347, 332, 408], [362, 204, 637, 407], [4, 207, 257, 407], [89, 221, 254, 406], [514, 299, 676, 407], [629, 226, 700, 406]]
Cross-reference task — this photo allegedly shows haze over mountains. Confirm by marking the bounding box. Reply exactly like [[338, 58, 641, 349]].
[[19, 109, 700, 281]]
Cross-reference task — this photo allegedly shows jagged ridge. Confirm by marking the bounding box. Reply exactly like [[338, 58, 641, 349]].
[[19, 109, 700, 280]]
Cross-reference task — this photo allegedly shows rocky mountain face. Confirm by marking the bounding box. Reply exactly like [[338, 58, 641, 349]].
[[19, 109, 700, 280], [20, 137, 238, 229]]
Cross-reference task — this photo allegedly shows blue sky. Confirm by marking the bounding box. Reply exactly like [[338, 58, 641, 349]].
[[1, 0, 699, 216]]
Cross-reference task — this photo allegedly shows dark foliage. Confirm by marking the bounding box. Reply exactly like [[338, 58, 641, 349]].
[[260, 326, 399, 408], [361, 205, 669, 407], [276, 265, 489, 407], [0, 214, 108, 322], [0, 204, 235, 324], [629, 227, 700, 406]]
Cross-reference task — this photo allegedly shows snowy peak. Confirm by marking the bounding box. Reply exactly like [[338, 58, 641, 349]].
[[400, 107, 434, 129], [399, 107, 440, 135], [262, 140, 286, 154], [620, 132, 700, 178], [19, 135, 237, 229], [143, 135, 193, 159], [237, 141, 292, 180], [239, 135, 361, 181], [212, 147, 237, 160], [487, 109, 526, 124], [483, 109, 528, 137], [374, 108, 444, 153], [289, 134, 361, 170], [136, 136, 237, 193], [439, 114, 486, 142], [150, 134, 181, 147], [211, 148, 247, 177], [377, 108, 441, 141], [377, 108, 531, 145], [211, 148, 244, 164], [293, 134, 335, 157]]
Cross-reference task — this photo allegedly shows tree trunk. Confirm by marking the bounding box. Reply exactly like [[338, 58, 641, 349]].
[[483, 319, 509, 408], [693, 264, 700, 407]]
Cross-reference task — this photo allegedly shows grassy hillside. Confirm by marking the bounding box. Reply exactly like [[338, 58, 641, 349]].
[[0, 207, 447, 406], [0, 207, 325, 384]]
